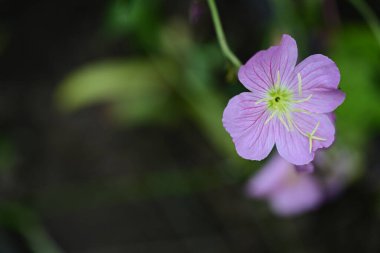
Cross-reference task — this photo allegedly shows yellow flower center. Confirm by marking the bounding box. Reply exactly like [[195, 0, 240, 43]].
[[255, 71, 326, 153]]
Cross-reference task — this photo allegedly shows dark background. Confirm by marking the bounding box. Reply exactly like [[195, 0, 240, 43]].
[[0, 0, 380, 252]]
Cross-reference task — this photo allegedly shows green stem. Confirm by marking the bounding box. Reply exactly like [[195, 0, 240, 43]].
[[349, 0, 380, 47], [207, 0, 242, 68]]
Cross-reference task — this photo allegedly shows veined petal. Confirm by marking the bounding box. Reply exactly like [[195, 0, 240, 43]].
[[238, 34, 298, 93], [290, 54, 340, 91], [270, 34, 298, 86], [275, 118, 314, 165], [293, 112, 335, 151], [223, 92, 275, 161], [296, 89, 345, 113]]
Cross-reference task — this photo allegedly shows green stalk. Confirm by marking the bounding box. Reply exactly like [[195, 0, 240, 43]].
[[349, 0, 380, 47], [207, 0, 242, 68]]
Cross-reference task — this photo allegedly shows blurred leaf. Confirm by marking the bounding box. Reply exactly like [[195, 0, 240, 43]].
[[331, 26, 380, 147], [105, 0, 161, 50], [56, 58, 178, 125], [160, 20, 194, 58], [302, 0, 323, 28]]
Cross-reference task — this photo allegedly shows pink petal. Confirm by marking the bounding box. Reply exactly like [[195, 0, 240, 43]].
[[246, 154, 293, 198], [296, 89, 345, 113], [295, 163, 314, 174], [223, 92, 275, 161], [274, 118, 314, 165], [238, 34, 298, 93], [293, 112, 335, 151], [269, 175, 323, 216], [275, 112, 334, 165], [326, 112, 336, 123], [290, 54, 340, 91]]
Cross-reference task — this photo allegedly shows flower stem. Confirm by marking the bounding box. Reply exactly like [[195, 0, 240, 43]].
[[349, 0, 380, 47], [207, 0, 242, 68]]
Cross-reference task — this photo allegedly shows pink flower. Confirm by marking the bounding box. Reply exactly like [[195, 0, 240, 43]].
[[223, 35, 345, 165], [246, 154, 323, 216]]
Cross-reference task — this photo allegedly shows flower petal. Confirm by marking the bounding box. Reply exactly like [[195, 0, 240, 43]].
[[294, 112, 335, 151], [290, 54, 340, 91], [238, 34, 298, 93], [295, 163, 314, 174], [275, 118, 314, 165], [246, 154, 293, 198], [269, 174, 323, 216], [223, 92, 275, 161], [275, 112, 334, 165], [296, 89, 345, 113]]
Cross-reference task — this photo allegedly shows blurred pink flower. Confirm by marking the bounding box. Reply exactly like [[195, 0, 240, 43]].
[[223, 34, 345, 165], [246, 154, 323, 216]]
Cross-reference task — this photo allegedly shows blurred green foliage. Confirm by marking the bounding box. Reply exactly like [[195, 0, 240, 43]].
[[56, 18, 242, 162], [56, 59, 175, 125], [0, 203, 63, 253], [332, 26, 380, 148], [0, 137, 16, 175], [105, 0, 161, 50]]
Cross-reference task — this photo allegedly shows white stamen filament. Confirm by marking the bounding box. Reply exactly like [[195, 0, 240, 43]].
[[255, 97, 270, 105], [297, 73, 302, 96], [275, 70, 281, 88], [278, 114, 290, 131], [293, 108, 312, 115], [284, 112, 294, 131], [294, 94, 312, 103], [265, 111, 277, 125]]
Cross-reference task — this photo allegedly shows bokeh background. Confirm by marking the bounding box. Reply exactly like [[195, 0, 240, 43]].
[[0, 0, 380, 252]]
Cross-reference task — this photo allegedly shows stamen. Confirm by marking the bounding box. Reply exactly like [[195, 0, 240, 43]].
[[275, 70, 281, 88], [308, 138, 313, 154], [297, 73, 302, 96], [293, 94, 312, 103], [311, 121, 320, 135], [265, 111, 277, 125], [255, 97, 270, 105], [293, 108, 312, 115], [294, 123, 308, 137], [284, 112, 294, 131], [278, 114, 290, 131]]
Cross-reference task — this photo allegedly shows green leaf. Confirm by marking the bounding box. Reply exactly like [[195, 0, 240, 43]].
[[56, 58, 177, 124]]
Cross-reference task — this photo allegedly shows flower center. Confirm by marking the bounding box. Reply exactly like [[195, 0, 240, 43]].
[[266, 85, 293, 113], [255, 71, 326, 153]]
